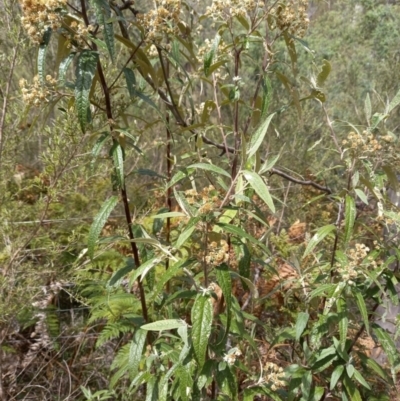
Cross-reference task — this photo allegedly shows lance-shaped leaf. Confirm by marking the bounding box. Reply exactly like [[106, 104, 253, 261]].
[[353, 288, 369, 335], [128, 329, 147, 377], [91, 0, 114, 60], [58, 52, 76, 88], [90, 131, 110, 170], [204, 34, 220, 76], [242, 170, 275, 213], [110, 141, 124, 188], [141, 319, 187, 331], [75, 50, 99, 132], [344, 195, 356, 246], [216, 263, 232, 345], [261, 76, 272, 118], [188, 162, 231, 178], [337, 297, 348, 348], [37, 28, 52, 85], [303, 224, 336, 258], [191, 294, 213, 369], [295, 312, 309, 341], [88, 196, 118, 259], [247, 113, 275, 158]]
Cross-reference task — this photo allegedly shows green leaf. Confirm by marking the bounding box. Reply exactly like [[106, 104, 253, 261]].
[[309, 283, 336, 300], [344, 195, 356, 246], [372, 324, 400, 367], [204, 34, 220, 76], [261, 76, 272, 118], [243, 386, 283, 401], [295, 312, 309, 341], [353, 289, 369, 335], [58, 52, 76, 87], [109, 258, 135, 286], [216, 365, 238, 400], [387, 87, 400, 114], [247, 113, 275, 159], [352, 369, 371, 390], [91, 0, 115, 60], [365, 93, 371, 122], [355, 188, 368, 205], [316, 59, 331, 87], [337, 298, 348, 348], [303, 224, 336, 258], [37, 28, 52, 85], [90, 131, 109, 170], [216, 263, 232, 345], [151, 211, 186, 219], [188, 162, 231, 178], [301, 370, 312, 400], [141, 319, 187, 331], [88, 196, 119, 259], [330, 365, 344, 390], [191, 294, 213, 369], [75, 50, 99, 132], [217, 223, 270, 253], [238, 244, 251, 283], [343, 373, 362, 401], [242, 170, 275, 213], [176, 222, 196, 249], [123, 67, 136, 98], [110, 141, 124, 188], [128, 329, 147, 377]]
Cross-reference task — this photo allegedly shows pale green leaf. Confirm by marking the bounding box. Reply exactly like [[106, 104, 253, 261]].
[[58, 52, 76, 87], [330, 365, 344, 390], [295, 312, 309, 341], [247, 113, 275, 158], [303, 224, 336, 258], [191, 294, 213, 369], [242, 170, 275, 213], [365, 93, 371, 122], [204, 34, 220, 76], [353, 289, 369, 335], [37, 28, 52, 85], [111, 141, 124, 188], [388, 87, 400, 114], [355, 188, 368, 205], [188, 162, 231, 178], [88, 196, 119, 259], [128, 329, 147, 376], [344, 195, 356, 246], [141, 319, 187, 331]]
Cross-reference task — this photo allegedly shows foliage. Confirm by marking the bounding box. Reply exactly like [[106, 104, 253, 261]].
[[1, 0, 400, 400]]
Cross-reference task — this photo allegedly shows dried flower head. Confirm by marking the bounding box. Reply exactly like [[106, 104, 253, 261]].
[[137, 0, 181, 43], [20, 0, 67, 44]]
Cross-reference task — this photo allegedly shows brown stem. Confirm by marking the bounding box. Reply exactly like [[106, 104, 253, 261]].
[[80, 0, 148, 322]]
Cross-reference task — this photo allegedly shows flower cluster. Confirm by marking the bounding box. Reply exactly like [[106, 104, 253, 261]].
[[205, 240, 229, 266], [264, 362, 285, 391], [342, 131, 382, 154], [66, 20, 95, 49], [272, 0, 309, 38], [223, 347, 242, 365], [19, 75, 57, 107], [137, 0, 181, 43], [204, 0, 264, 20], [20, 0, 67, 44], [185, 185, 221, 214], [337, 243, 377, 282]]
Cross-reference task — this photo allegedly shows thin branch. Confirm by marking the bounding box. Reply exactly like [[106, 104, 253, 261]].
[[0, 30, 20, 169]]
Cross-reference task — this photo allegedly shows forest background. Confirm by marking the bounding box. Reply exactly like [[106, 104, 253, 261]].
[[1, 0, 400, 400]]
